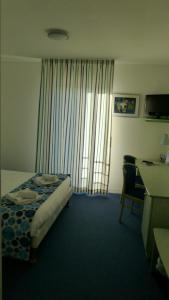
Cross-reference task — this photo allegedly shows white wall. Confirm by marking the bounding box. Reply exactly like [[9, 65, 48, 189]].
[[0, 178, 2, 300], [1, 57, 41, 172], [109, 63, 169, 193], [1, 59, 169, 192]]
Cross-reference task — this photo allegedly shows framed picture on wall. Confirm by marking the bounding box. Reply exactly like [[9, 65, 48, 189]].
[[113, 94, 139, 117]]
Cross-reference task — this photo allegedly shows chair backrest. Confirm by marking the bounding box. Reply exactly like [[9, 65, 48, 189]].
[[123, 155, 136, 164], [122, 163, 136, 194]]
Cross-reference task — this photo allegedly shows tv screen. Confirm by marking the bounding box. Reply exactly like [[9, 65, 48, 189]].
[[145, 94, 169, 118]]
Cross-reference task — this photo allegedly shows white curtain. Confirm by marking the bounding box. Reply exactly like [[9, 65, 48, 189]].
[[36, 59, 114, 194]]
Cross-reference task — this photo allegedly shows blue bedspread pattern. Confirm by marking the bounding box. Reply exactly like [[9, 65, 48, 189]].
[[1, 173, 69, 261]]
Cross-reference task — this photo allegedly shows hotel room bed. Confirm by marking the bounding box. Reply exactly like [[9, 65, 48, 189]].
[[1, 170, 72, 258]]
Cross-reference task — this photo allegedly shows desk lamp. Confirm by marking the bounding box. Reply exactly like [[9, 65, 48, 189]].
[[160, 133, 169, 163]]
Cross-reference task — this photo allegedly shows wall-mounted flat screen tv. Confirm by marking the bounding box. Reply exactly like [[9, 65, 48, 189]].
[[145, 94, 169, 118]]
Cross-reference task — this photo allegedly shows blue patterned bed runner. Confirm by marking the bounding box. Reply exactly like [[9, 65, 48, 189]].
[[1, 173, 69, 261]]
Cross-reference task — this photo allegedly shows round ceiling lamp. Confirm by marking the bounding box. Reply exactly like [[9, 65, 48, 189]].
[[46, 28, 69, 40]]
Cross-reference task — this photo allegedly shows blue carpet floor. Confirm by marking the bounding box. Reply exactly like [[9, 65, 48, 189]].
[[3, 193, 169, 300]]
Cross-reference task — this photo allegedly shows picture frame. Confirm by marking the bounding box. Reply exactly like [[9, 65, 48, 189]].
[[113, 94, 139, 117]]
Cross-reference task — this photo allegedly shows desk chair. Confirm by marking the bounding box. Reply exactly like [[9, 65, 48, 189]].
[[123, 154, 144, 187], [119, 163, 145, 223], [123, 155, 136, 164]]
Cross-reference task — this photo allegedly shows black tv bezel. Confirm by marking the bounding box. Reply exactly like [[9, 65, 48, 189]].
[[145, 94, 169, 119]]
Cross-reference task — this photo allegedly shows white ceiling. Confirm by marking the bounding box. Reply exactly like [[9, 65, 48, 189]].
[[2, 0, 169, 63]]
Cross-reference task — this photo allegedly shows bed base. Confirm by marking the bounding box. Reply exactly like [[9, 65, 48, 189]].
[[29, 189, 72, 263]]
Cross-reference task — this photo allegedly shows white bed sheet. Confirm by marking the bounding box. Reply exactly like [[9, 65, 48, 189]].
[[1, 170, 71, 238]]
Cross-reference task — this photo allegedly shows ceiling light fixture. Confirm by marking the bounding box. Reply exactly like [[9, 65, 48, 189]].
[[46, 28, 69, 40]]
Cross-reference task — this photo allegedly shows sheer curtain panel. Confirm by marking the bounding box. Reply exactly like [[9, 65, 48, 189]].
[[36, 59, 114, 194]]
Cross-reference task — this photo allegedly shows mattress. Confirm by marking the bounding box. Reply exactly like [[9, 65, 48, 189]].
[[1, 170, 72, 248]]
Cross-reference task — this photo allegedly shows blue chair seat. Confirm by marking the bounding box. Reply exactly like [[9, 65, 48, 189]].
[[119, 163, 145, 223], [136, 175, 144, 186], [126, 187, 145, 200], [123, 155, 144, 187]]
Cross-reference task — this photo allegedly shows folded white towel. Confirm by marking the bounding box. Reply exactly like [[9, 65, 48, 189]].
[[17, 189, 37, 199], [34, 175, 58, 186], [6, 188, 40, 205], [42, 174, 57, 182]]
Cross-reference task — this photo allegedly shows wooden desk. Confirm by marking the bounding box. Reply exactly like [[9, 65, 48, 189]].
[[153, 228, 169, 279], [137, 162, 169, 257]]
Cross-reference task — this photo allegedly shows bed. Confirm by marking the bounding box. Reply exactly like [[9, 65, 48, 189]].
[[1, 169, 72, 260]]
